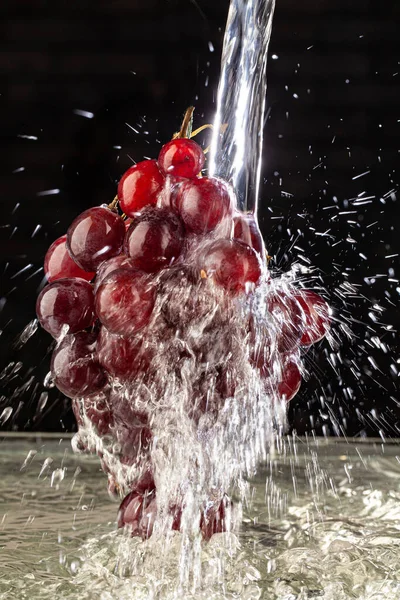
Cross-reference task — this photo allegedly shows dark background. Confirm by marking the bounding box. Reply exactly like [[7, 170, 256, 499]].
[[1, 0, 399, 436]]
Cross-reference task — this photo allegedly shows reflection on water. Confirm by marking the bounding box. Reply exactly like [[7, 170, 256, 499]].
[[1, 436, 400, 599]]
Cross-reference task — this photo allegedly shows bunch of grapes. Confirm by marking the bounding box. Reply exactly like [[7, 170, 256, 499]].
[[36, 112, 331, 540]]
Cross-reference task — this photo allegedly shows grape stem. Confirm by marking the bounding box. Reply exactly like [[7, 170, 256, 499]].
[[108, 195, 119, 210], [173, 106, 195, 139], [193, 124, 228, 155], [107, 107, 226, 211], [173, 107, 230, 160]]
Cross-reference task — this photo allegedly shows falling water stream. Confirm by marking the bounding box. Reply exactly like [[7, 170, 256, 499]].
[[1, 0, 399, 598], [209, 0, 275, 214]]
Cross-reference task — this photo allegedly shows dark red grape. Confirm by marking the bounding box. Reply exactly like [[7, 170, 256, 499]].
[[44, 235, 95, 282], [174, 177, 233, 234], [267, 292, 305, 353], [124, 207, 185, 273], [94, 255, 137, 292], [71, 430, 88, 453], [154, 495, 232, 540], [118, 491, 147, 536], [117, 425, 152, 466], [97, 326, 152, 381], [160, 268, 218, 329], [67, 207, 125, 272], [133, 470, 155, 494], [216, 365, 237, 399], [202, 239, 261, 294], [71, 399, 83, 427], [118, 159, 164, 216], [36, 278, 95, 338], [248, 315, 272, 371], [118, 485, 231, 541], [278, 355, 302, 401], [118, 483, 157, 539], [158, 138, 205, 179], [111, 404, 151, 448], [200, 495, 232, 541], [82, 396, 114, 435], [294, 290, 331, 346], [51, 332, 107, 398], [158, 175, 186, 209], [233, 213, 266, 259], [95, 268, 155, 336]]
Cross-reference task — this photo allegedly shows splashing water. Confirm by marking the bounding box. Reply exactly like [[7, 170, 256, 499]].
[[66, 0, 312, 587], [0, 0, 398, 597], [2, 437, 400, 599]]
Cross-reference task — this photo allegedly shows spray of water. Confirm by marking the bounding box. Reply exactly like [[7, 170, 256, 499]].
[[0, 0, 398, 597]]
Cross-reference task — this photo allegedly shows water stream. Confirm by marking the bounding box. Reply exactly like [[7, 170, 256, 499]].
[[209, 0, 275, 215]]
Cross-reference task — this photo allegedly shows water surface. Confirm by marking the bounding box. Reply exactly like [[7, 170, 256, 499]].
[[1, 435, 399, 599]]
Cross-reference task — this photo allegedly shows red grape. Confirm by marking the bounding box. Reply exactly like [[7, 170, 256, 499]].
[[158, 175, 186, 209], [134, 470, 155, 494], [71, 400, 84, 432], [124, 207, 185, 273], [83, 396, 114, 435], [97, 326, 152, 381], [278, 355, 302, 401], [44, 235, 95, 282], [267, 292, 305, 353], [95, 268, 155, 336], [71, 430, 88, 453], [294, 290, 331, 346], [200, 495, 232, 541], [216, 365, 237, 399], [36, 278, 95, 338], [118, 487, 231, 540], [117, 425, 152, 466], [160, 268, 219, 329], [94, 255, 136, 292], [118, 159, 164, 216], [203, 239, 261, 294], [248, 315, 272, 370], [158, 138, 205, 179], [118, 483, 157, 539], [174, 177, 233, 234], [51, 332, 107, 398], [233, 213, 266, 259], [111, 398, 150, 433], [67, 207, 125, 272]]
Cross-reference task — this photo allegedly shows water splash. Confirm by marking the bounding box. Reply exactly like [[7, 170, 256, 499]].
[[0, 0, 398, 597], [2, 438, 400, 599]]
